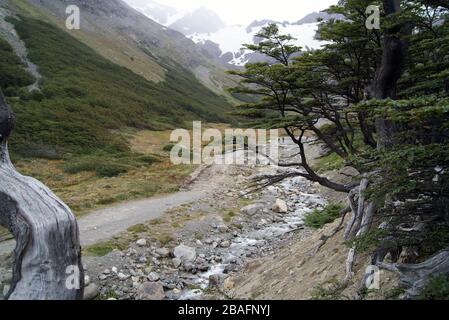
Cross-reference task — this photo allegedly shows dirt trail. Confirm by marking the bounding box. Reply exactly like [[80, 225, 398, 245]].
[[0, 153, 255, 256]]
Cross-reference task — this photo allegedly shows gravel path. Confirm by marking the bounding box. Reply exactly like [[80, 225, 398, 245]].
[[0, 152, 249, 256], [0, 189, 208, 256]]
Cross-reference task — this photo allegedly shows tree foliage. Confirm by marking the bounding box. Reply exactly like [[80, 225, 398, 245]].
[[230, 0, 449, 270]]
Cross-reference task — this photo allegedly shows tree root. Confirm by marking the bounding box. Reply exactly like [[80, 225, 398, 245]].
[[378, 248, 449, 299]]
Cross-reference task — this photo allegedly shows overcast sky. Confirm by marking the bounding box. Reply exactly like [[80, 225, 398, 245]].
[[126, 0, 339, 25]]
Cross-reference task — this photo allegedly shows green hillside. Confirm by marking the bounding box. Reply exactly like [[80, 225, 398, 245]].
[[1, 15, 232, 158]]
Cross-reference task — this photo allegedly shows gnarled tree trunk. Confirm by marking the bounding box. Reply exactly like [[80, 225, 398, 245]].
[[371, 0, 410, 149], [378, 248, 449, 299], [0, 90, 83, 300]]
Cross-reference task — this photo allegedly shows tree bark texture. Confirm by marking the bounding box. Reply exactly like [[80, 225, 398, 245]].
[[0, 90, 83, 300]]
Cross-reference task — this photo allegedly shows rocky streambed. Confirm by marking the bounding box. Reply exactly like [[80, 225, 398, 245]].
[[82, 171, 327, 300], [0, 141, 329, 300]]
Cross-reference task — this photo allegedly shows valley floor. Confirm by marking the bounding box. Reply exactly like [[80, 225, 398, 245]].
[[0, 138, 398, 300]]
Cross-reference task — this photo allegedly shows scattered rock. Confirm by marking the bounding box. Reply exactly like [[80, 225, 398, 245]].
[[83, 283, 99, 300], [84, 275, 91, 287], [272, 199, 288, 213], [2, 285, 10, 297], [136, 239, 147, 247], [118, 273, 129, 281], [172, 258, 182, 268], [209, 274, 221, 288], [223, 278, 235, 291], [220, 240, 231, 248], [136, 282, 165, 300], [240, 203, 265, 216], [183, 262, 195, 273], [98, 274, 108, 281], [155, 248, 170, 258], [173, 244, 196, 263], [148, 272, 160, 282]]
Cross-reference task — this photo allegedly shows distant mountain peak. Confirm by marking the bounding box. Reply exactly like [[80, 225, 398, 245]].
[[246, 19, 281, 33], [169, 7, 226, 35], [294, 11, 344, 25]]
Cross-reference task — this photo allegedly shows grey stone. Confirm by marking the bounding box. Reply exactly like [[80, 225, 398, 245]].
[[220, 240, 231, 248], [209, 274, 221, 288], [136, 282, 165, 300], [83, 284, 99, 300], [136, 239, 147, 247], [148, 272, 160, 282], [84, 275, 91, 287], [173, 244, 196, 263], [272, 199, 288, 213], [172, 258, 182, 268], [118, 273, 130, 281], [155, 248, 170, 258]]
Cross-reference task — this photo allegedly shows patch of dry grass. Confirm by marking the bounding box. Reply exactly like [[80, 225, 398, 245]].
[[13, 129, 200, 216], [15, 158, 195, 215]]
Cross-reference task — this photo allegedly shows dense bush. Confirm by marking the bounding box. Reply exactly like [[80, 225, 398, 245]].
[[420, 275, 449, 300], [304, 204, 343, 229], [0, 37, 35, 93], [62, 152, 161, 177]]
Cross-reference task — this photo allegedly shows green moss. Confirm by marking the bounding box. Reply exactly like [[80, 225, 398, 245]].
[[84, 240, 123, 256]]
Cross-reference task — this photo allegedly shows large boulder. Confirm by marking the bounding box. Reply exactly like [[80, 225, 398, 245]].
[[173, 244, 197, 263], [272, 199, 288, 213], [136, 282, 165, 300]]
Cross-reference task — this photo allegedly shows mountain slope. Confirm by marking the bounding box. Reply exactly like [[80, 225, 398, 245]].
[[0, 2, 233, 159], [11, 0, 240, 102]]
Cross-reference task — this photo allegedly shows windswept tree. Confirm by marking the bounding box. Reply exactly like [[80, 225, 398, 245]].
[[230, 0, 449, 298], [0, 90, 83, 300]]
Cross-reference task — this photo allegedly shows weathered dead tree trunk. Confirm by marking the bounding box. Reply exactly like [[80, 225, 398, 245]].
[[0, 90, 83, 300], [343, 179, 376, 281]]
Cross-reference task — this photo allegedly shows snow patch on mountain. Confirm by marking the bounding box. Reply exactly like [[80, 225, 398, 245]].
[[124, 0, 185, 26], [126, 0, 336, 67], [189, 22, 324, 66]]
